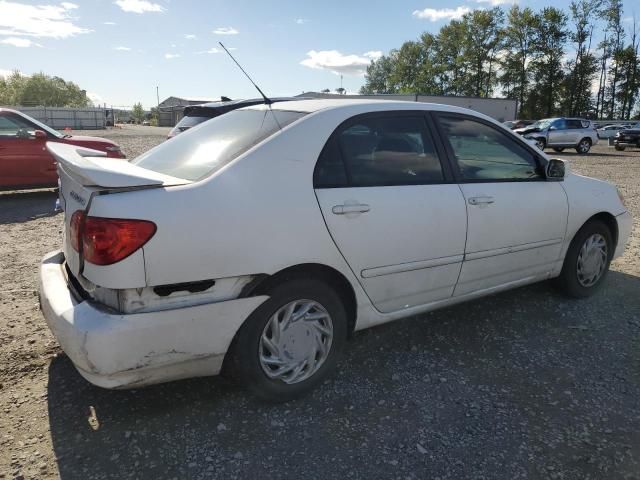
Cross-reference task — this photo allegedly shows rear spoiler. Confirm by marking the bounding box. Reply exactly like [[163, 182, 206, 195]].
[[47, 142, 189, 188]]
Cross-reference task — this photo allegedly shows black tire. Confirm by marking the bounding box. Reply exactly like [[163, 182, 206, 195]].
[[575, 138, 592, 154], [553, 147, 565, 152], [534, 138, 546, 150], [614, 145, 626, 151], [228, 277, 348, 402], [555, 220, 613, 298]]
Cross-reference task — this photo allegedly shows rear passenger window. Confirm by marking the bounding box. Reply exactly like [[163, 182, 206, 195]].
[[318, 115, 444, 188], [567, 120, 583, 129], [314, 138, 348, 188]]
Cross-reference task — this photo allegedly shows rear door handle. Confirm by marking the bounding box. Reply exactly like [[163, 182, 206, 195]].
[[468, 196, 494, 206], [332, 204, 370, 215]]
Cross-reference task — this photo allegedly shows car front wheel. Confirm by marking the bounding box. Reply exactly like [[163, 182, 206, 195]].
[[555, 220, 613, 298], [614, 145, 626, 151], [535, 138, 546, 150], [576, 138, 592, 154], [228, 277, 347, 402]]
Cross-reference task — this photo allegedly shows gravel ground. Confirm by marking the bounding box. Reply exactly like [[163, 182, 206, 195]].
[[1, 127, 639, 480]]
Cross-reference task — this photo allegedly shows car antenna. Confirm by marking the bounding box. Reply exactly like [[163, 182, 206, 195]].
[[218, 42, 272, 105]]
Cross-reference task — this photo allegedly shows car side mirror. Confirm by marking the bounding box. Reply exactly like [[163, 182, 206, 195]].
[[548, 125, 556, 131], [546, 158, 565, 180], [33, 130, 47, 140]]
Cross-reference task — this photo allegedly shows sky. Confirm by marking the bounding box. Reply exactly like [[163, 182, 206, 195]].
[[0, 0, 636, 109]]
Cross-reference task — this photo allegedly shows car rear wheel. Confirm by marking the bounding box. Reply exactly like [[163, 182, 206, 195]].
[[553, 147, 565, 152], [228, 278, 347, 402], [555, 220, 613, 298], [575, 138, 592, 154]]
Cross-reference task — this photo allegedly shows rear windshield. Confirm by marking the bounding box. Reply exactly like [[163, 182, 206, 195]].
[[176, 115, 212, 129], [134, 109, 306, 181]]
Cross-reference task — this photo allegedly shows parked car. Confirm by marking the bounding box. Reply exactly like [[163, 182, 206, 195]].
[[613, 122, 640, 151], [167, 97, 305, 139], [503, 119, 534, 130], [513, 117, 598, 153], [39, 100, 632, 401], [596, 124, 631, 139], [0, 108, 125, 190]]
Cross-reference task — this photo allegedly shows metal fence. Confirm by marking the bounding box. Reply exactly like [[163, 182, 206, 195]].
[[3, 106, 107, 129]]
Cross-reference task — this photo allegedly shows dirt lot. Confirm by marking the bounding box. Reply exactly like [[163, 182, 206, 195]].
[[1, 127, 639, 479]]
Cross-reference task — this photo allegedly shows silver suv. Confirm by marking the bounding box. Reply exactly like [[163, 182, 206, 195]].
[[514, 118, 598, 154]]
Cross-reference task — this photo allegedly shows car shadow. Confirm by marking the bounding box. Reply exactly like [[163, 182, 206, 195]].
[[0, 189, 59, 224], [47, 270, 640, 479]]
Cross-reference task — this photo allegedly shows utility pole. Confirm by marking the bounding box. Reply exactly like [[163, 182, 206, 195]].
[[156, 86, 160, 109]]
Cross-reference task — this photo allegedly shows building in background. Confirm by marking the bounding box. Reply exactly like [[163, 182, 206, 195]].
[[157, 96, 223, 127], [296, 92, 518, 122]]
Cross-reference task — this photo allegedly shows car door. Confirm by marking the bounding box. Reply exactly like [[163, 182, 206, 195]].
[[314, 112, 467, 313], [565, 119, 584, 144], [0, 112, 56, 187], [433, 113, 569, 296], [547, 119, 568, 145]]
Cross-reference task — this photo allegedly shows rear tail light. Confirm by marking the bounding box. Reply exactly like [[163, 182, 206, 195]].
[[69, 211, 156, 265]]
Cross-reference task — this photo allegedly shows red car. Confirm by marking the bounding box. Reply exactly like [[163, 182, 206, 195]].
[[0, 108, 125, 190]]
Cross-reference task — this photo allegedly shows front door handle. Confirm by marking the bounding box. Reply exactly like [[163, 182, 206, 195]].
[[332, 204, 370, 215], [468, 196, 494, 206]]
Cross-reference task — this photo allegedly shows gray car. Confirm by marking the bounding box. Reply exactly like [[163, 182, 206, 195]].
[[514, 118, 599, 154]]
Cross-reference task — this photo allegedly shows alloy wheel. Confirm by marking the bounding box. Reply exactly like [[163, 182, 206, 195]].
[[578, 139, 591, 153]]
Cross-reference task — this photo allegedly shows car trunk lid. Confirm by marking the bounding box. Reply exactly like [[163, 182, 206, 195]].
[[48, 142, 189, 279]]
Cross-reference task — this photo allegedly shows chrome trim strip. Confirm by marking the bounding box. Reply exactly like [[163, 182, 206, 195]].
[[465, 238, 563, 261], [361, 255, 464, 278]]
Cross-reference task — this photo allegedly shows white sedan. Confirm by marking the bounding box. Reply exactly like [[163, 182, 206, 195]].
[[39, 100, 633, 401], [597, 124, 631, 139]]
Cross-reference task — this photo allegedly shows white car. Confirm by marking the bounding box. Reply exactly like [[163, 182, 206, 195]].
[[39, 100, 633, 401], [597, 124, 631, 139]]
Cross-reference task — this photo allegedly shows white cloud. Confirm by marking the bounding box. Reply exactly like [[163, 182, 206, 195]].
[[295, 18, 307, 25], [1, 37, 42, 47], [0, 1, 90, 38], [164, 53, 180, 59], [412, 6, 471, 21], [0, 68, 26, 78], [476, 0, 517, 5], [363, 51, 383, 60], [301, 50, 381, 76], [87, 92, 104, 106], [197, 47, 220, 54], [103, 21, 117, 25], [114, 46, 131, 51], [114, 0, 165, 14], [213, 26, 238, 35], [184, 34, 196, 39]]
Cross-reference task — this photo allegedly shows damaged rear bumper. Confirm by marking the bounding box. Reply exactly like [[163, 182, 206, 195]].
[[39, 250, 268, 389]]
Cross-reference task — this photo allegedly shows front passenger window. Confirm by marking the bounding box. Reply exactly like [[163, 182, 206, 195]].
[[437, 115, 543, 182]]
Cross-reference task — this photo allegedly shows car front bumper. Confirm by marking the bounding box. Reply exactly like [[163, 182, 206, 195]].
[[39, 251, 268, 389]]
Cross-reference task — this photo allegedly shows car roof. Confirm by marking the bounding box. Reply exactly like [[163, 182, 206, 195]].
[[190, 97, 303, 109], [243, 98, 493, 118]]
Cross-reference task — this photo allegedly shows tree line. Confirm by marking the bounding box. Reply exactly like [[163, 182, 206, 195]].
[[0, 71, 90, 108], [361, 0, 639, 120]]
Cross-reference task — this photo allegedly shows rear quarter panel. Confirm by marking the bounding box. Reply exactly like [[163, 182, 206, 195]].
[[87, 107, 372, 295]]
